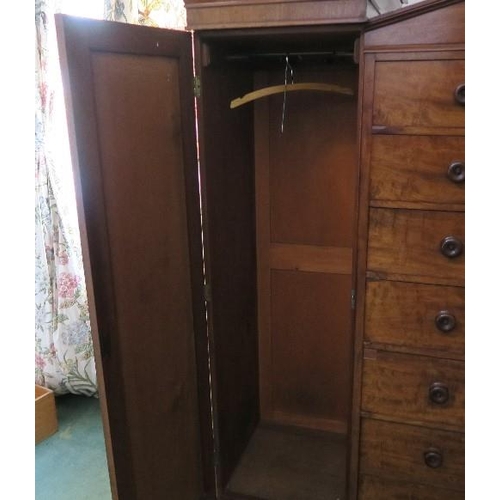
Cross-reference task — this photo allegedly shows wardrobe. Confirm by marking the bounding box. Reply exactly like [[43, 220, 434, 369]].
[[55, 0, 465, 498]]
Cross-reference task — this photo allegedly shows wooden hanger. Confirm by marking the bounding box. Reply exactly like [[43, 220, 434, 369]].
[[230, 82, 354, 109]]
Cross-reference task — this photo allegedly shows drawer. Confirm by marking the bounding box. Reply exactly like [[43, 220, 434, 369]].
[[362, 351, 464, 429], [370, 135, 465, 206], [360, 418, 464, 489], [367, 209, 464, 285], [373, 59, 465, 130], [365, 280, 464, 358], [359, 474, 464, 500]]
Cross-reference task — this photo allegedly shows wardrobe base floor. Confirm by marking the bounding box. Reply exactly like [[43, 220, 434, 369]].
[[226, 423, 346, 500]]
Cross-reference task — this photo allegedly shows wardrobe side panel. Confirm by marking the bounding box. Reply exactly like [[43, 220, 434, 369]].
[[198, 62, 260, 488]]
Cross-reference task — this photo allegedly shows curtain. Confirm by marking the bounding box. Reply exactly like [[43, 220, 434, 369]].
[[35, 0, 186, 396], [35, 0, 97, 396], [104, 0, 186, 27]]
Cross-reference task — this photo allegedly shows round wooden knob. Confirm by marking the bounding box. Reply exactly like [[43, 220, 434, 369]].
[[424, 448, 443, 468], [447, 161, 465, 183], [454, 83, 465, 105], [429, 382, 449, 404], [435, 311, 456, 332], [440, 236, 463, 258]]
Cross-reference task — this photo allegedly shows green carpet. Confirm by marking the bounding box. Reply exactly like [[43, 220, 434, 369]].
[[35, 394, 112, 500]]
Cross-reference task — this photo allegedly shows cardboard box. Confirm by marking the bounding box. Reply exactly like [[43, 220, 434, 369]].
[[35, 384, 58, 444]]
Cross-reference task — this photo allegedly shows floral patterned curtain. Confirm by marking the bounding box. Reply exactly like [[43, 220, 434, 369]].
[[104, 0, 186, 27], [35, 0, 187, 396], [35, 0, 97, 396]]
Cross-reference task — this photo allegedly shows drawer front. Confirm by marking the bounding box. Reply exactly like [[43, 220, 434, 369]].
[[362, 351, 464, 429], [360, 418, 464, 489], [373, 59, 465, 129], [359, 474, 464, 500], [367, 209, 464, 283], [370, 135, 465, 205], [365, 280, 464, 357]]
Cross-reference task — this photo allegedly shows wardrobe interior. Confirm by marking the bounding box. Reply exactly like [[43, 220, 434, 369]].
[[197, 26, 361, 499]]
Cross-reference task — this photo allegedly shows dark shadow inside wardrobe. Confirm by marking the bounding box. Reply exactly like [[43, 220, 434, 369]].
[[198, 27, 360, 500]]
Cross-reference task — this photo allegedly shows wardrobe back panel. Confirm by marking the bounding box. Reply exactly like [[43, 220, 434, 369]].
[[269, 68, 358, 247], [271, 270, 353, 428], [256, 65, 358, 434]]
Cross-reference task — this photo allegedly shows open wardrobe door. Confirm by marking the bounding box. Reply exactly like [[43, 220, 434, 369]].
[[56, 15, 215, 500]]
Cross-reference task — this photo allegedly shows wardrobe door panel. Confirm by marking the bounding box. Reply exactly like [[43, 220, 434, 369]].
[[57, 15, 213, 500]]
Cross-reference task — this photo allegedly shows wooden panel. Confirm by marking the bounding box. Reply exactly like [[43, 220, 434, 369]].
[[226, 425, 347, 500], [268, 67, 358, 247], [348, 47, 375, 499], [185, 0, 366, 29], [365, 280, 464, 358], [359, 474, 465, 500], [365, 1, 464, 48], [373, 59, 464, 129], [199, 62, 259, 488], [254, 72, 273, 425], [367, 209, 464, 282], [371, 125, 464, 137], [57, 16, 212, 499], [360, 418, 464, 489], [270, 244, 352, 274], [255, 66, 358, 435], [91, 53, 203, 500], [269, 270, 353, 428], [362, 351, 464, 430], [370, 200, 465, 212], [35, 385, 58, 444], [370, 135, 465, 206]]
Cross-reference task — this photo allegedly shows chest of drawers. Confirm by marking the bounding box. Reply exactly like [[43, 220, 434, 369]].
[[352, 2, 465, 498]]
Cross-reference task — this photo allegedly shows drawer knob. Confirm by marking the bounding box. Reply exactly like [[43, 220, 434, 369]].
[[435, 311, 456, 332], [429, 382, 450, 404], [424, 448, 443, 468], [440, 236, 463, 258], [454, 83, 465, 105], [447, 161, 465, 183]]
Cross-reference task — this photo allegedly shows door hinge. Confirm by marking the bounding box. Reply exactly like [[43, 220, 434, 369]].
[[203, 283, 211, 302], [353, 37, 360, 65], [351, 289, 356, 310], [193, 75, 201, 98]]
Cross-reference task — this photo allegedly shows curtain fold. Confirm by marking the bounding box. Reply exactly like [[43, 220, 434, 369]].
[[35, 0, 97, 396], [35, 0, 186, 396], [104, 0, 186, 28]]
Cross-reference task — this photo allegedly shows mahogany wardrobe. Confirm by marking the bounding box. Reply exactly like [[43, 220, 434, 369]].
[[56, 0, 465, 498]]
